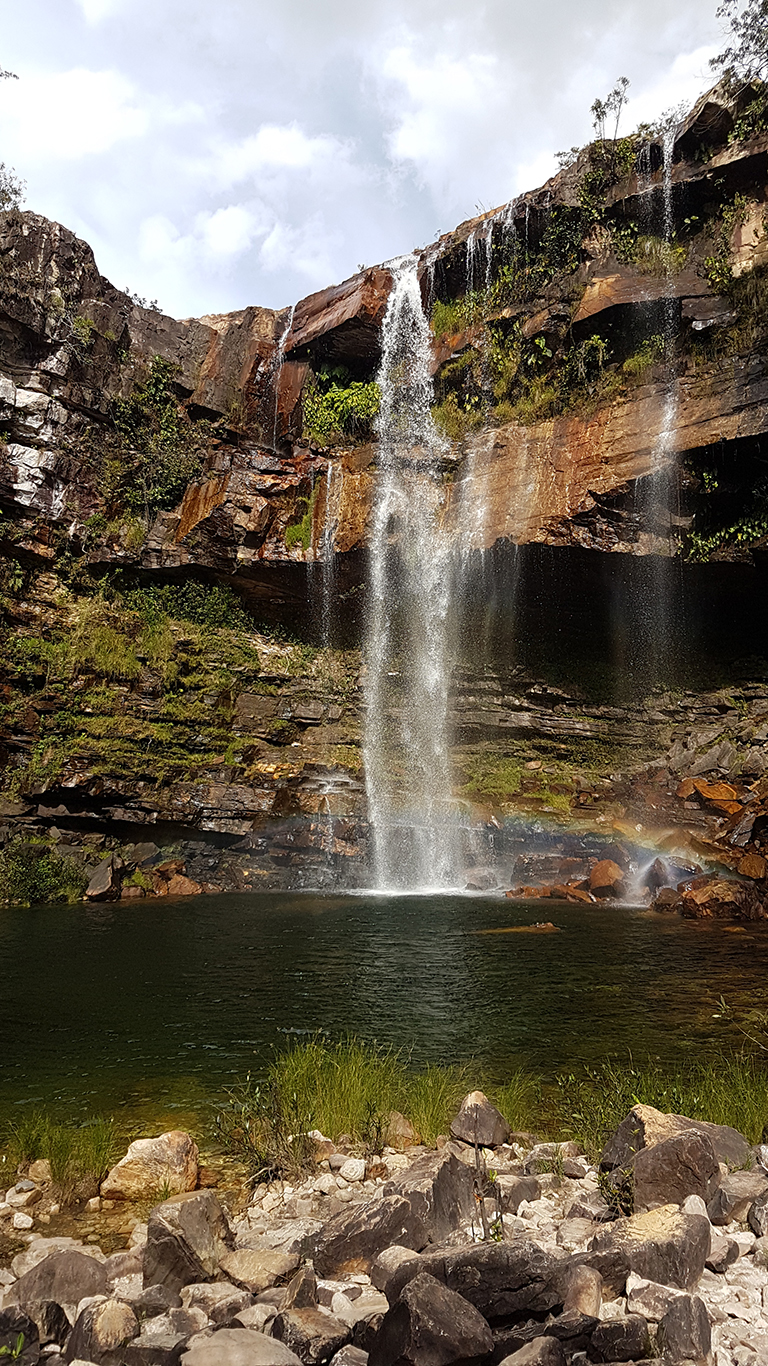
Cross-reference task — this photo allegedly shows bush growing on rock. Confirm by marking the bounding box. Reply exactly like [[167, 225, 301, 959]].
[[0, 838, 87, 907]]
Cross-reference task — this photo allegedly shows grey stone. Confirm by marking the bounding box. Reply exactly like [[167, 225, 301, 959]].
[[143, 1191, 234, 1294], [586, 1205, 710, 1292], [131, 1285, 183, 1319], [63, 1297, 139, 1364], [370, 1246, 423, 1303], [625, 1272, 684, 1320], [496, 1175, 541, 1214], [657, 1293, 711, 1365], [180, 1282, 252, 1323], [563, 1190, 613, 1224], [588, 1314, 651, 1362], [283, 1265, 317, 1310], [310, 1196, 428, 1278], [328, 1349, 368, 1366], [85, 855, 118, 901], [271, 1306, 350, 1365], [9, 1250, 107, 1312], [449, 1091, 510, 1148], [748, 1188, 768, 1237], [601, 1106, 751, 1173], [219, 1250, 298, 1294], [707, 1168, 768, 1225], [181, 1328, 303, 1365], [368, 1271, 493, 1366], [419, 1240, 565, 1323], [706, 1231, 739, 1273], [0, 1306, 40, 1365], [23, 1300, 70, 1347], [632, 1130, 719, 1211], [563, 1265, 602, 1318], [384, 1148, 474, 1245]]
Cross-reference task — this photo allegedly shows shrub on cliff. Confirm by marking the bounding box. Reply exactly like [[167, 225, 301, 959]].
[[302, 365, 380, 445], [0, 838, 88, 907]]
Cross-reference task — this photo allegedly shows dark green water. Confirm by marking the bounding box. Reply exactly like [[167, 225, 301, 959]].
[[2, 892, 767, 1124]]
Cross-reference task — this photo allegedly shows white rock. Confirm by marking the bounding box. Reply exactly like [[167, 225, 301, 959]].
[[682, 1194, 709, 1219], [733, 1231, 757, 1257], [128, 1223, 148, 1248], [12, 1213, 33, 1230], [599, 1296, 628, 1321], [314, 1174, 338, 1196], [338, 1159, 366, 1184]]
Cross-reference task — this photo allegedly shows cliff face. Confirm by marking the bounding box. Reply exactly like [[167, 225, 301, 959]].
[[3, 82, 768, 898]]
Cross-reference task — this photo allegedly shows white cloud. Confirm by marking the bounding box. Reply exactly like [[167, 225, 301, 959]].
[[75, 0, 124, 22], [0, 68, 148, 161], [211, 124, 357, 191], [622, 44, 720, 130], [201, 205, 262, 258]]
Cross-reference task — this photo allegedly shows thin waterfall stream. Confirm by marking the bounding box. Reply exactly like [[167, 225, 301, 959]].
[[363, 254, 459, 891]]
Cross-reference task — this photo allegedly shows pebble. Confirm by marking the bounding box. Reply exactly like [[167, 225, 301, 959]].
[[12, 1212, 33, 1230]]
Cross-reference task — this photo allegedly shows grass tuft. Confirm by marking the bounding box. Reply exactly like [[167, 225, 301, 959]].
[[3, 1111, 117, 1202]]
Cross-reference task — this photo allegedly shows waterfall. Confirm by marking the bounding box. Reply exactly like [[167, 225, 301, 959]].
[[271, 303, 296, 451], [363, 254, 458, 891], [317, 458, 342, 648], [642, 128, 680, 683]]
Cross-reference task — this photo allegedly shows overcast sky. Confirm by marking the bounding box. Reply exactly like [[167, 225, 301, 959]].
[[1, 0, 725, 320]]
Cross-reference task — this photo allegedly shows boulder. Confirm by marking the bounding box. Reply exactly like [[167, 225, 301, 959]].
[[23, 1300, 70, 1347], [385, 1113, 418, 1150], [64, 1297, 139, 1364], [101, 1132, 199, 1201], [180, 1282, 252, 1323], [271, 1307, 350, 1365], [219, 1250, 299, 1294], [625, 1271, 683, 1320], [588, 1314, 651, 1362], [632, 1130, 720, 1211], [707, 1168, 768, 1225], [706, 1231, 739, 1273], [121, 1305, 207, 1364], [562, 1265, 602, 1318], [679, 875, 765, 921], [496, 1176, 541, 1213], [384, 1148, 474, 1243], [85, 855, 119, 901], [143, 1191, 234, 1293], [131, 1284, 183, 1319], [748, 1188, 768, 1237], [328, 1349, 368, 1366], [310, 1196, 428, 1278], [0, 1307, 40, 1365], [368, 1271, 493, 1366], [600, 1103, 752, 1171], [657, 1292, 711, 1365], [588, 860, 625, 897], [282, 1265, 318, 1310], [586, 1205, 710, 1292], [449, 1091, 510, 1148], [370, 1246, 423, 1303], [419, 1240, 564, 1322], [8, 1249, 107, 1312], [181, 1327, 303, 1365]]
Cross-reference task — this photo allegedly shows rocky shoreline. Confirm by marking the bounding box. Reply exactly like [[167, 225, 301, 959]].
[[2, 1092, 768, 1364]]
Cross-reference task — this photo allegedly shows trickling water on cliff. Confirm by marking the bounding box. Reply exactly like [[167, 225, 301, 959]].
[[633, 128, 681, 684], [363, 255, 459, 890]]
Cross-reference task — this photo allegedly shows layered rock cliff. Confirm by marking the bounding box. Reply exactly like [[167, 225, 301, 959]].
[[2, 82, 768, 899]]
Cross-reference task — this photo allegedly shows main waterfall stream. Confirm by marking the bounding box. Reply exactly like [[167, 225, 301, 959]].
[[363, 255, 460, 891]]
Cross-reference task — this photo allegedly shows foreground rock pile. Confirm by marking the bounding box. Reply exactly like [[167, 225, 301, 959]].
[[2, 1096, 768, 1364]]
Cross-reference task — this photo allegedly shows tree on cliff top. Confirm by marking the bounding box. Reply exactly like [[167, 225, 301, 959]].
[[713, 0, 768, 87], [0, 64, 24, 212]]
